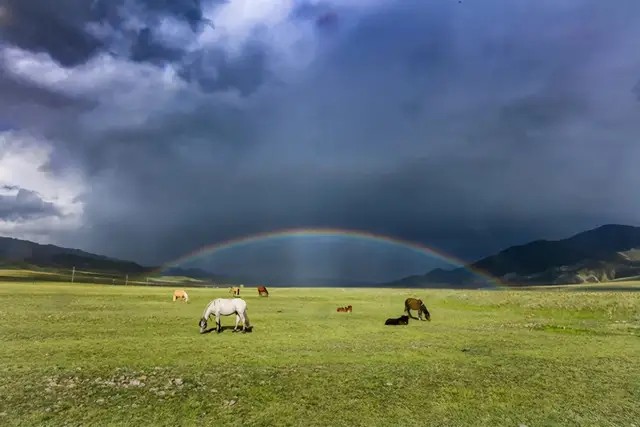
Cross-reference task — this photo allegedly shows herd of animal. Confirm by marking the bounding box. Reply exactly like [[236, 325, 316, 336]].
[[171, 286, 431, 333]]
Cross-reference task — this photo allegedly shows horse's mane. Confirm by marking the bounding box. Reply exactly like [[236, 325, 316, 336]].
[[202, 299, 217, 319]]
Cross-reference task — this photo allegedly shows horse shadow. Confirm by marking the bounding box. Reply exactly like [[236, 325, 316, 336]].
[[201, 325, 254, 334]]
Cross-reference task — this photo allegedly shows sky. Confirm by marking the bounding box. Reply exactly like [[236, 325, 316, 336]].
[[1, 0, 640, 282]]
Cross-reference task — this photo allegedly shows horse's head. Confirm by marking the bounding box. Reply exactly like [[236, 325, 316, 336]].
[[198, 317, 208, 334], [421, 304, 431, 321]]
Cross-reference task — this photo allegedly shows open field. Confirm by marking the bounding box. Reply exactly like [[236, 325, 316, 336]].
[[0, 268, 209, 288], [1, 282, 639, 426], [517, 280, 640, 292]]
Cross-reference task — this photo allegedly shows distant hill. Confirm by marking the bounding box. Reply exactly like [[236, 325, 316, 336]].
[[0, 237, 261, 285], [6, 224, 640, 288], [0, 236, 149, 274], [255, 277, 375, 287], [158, 267, 257, 286], [387, 224, 640, 287]]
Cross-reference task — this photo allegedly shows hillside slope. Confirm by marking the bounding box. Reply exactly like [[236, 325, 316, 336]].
[[0, 236, 148, 274], [388, 224, 640, 287]]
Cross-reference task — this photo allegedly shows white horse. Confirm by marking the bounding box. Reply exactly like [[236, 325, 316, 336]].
[[199, 298, 251, 334]]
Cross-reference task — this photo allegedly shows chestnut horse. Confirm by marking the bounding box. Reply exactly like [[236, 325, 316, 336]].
[[404, 298, 430, 321], [257, 286, 269, 297]]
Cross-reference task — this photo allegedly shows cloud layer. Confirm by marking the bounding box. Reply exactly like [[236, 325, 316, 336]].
[[1, 0, 640, 280]]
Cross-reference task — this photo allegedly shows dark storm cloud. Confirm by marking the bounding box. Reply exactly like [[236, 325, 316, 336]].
[[0, 65, 94, 114], [178, 43, 271, 95], [1, 0, 229, 69], [0, 188, 61, 221], [634, 80, 640, 102], [3, 0, 640, 281], [129, 27, 184, 64], [0, 0, 102, 66]]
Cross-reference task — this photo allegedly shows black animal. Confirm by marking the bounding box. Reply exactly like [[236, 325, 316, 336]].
[[385, 315, 409, 325]]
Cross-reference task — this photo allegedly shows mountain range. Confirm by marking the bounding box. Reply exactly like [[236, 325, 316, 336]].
[[0, 236, 148, 274], [387, 224, 640, 287], [2, 224, 640, 287]]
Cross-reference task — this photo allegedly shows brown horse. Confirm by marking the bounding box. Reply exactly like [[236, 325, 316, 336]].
[[257, 286, 269, 297], [404, 298, 431, 321], [229, 287, 241, 297], [336, 305, 352, 313]]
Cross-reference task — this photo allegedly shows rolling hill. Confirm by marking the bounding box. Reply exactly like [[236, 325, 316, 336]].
[[0, 236, 148, 274], [4, 223, 640, 287], [0, 237, 253, 285], [388, 224, 640, 287]]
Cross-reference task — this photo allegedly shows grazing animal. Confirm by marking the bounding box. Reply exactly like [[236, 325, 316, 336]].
[[337, 305, 353, 312], [404, 298, 431, 321], [199, 298, 251, 334], [172, 289, 189, 302], [385, 315, 409, 325], [229, 286, 241, 297], [257, 286, 269, 297]]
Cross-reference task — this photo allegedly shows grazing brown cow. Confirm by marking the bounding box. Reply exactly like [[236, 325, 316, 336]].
[[257, 286, 269, 297], [172, 289, 189, 302], [229, 287, 241, 297]]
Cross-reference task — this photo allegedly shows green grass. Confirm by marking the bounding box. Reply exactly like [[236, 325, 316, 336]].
[[0, 268, 68, 278], [0, 282, 639, 427], [150, 276, 204, 283]]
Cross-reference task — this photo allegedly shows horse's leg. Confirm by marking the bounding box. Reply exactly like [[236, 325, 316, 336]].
[[405, 303, 416, 319], [232, 314, 240, 332], [238, 312, 247, 332], [216, 313, 222, 333], [406, 305, 418, 320]]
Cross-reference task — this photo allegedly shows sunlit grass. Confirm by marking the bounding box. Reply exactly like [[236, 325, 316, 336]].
[[0, 269, 65, 278], [150, 276, 204, 283], [0, 282, 639, 426]]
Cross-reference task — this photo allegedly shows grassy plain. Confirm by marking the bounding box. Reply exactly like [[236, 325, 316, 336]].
[[0, 281, 639, 426]]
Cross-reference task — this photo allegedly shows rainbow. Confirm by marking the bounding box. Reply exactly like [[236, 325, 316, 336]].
[[152, 227, 500, 286]]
